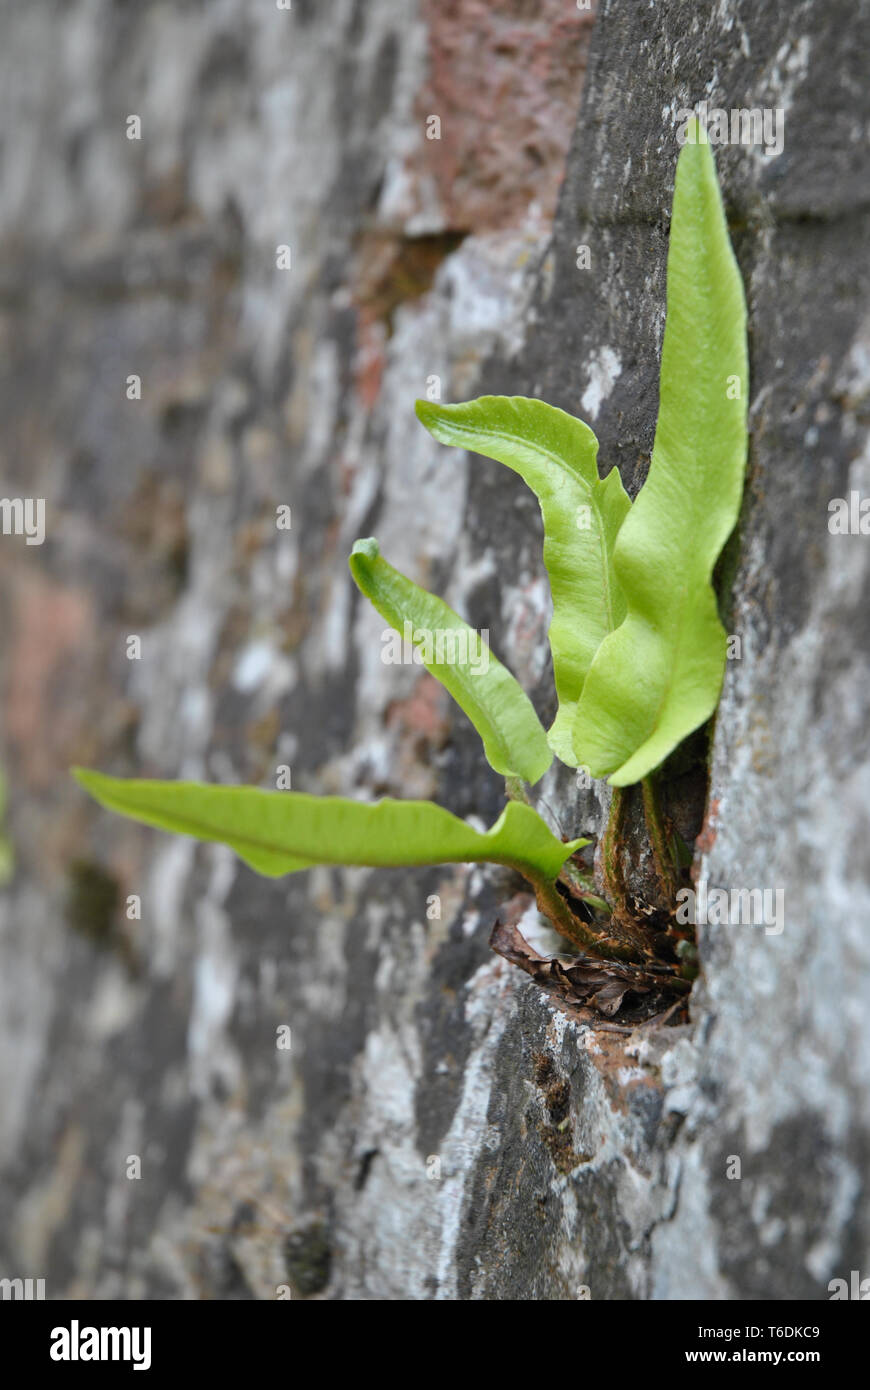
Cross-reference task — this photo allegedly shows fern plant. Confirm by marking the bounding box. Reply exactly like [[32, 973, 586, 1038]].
[[75, 121, 747, 1013]]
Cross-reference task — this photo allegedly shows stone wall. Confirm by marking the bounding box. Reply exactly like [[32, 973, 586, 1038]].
[[0, 0, 867, 1299]]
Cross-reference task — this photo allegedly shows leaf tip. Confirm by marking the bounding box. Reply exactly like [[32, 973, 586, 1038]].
[[72, 766, 116, 807], [350, 536, 379, 562], [564, 837, 590, 856], [415, 398, 451, 435]]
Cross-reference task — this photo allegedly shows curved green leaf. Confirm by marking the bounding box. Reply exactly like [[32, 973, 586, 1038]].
[[73, 768, 586, 883], [415, 395, 630, 767], [572, 120, 748, 786], [350, 537, 551, 785]]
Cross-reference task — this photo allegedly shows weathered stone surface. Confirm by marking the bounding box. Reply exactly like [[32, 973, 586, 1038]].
[[0, 0, 868, 1301]]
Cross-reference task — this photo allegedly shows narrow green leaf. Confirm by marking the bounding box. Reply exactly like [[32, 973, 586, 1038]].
[[415, 395, 630, 767], [350, 537, 551, 785], [73, 768, 586, 883], [572, 120, 748, 786], [0, 770, 12, 887]]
